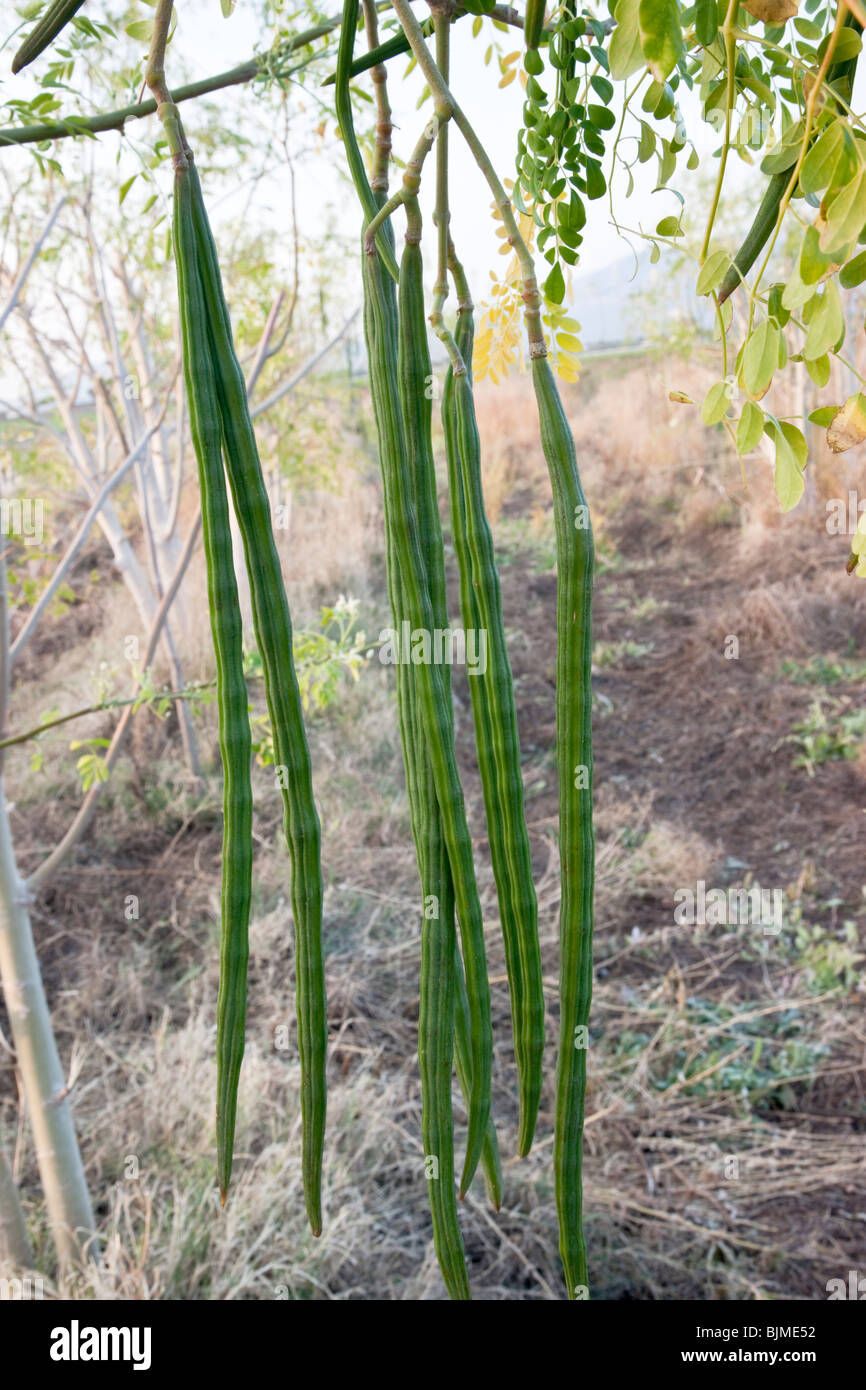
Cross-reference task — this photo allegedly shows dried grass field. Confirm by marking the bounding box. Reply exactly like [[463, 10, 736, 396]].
[[3, 354, 865, 1300]]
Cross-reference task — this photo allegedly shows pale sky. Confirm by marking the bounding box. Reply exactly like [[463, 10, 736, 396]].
[[4, 3, 866, 325]]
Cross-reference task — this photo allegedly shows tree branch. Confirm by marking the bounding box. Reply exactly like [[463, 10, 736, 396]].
[[10, 415, 166, 666], [249, 309, 359, 419], [25, 508, 202, 894], [0, 19, 340, 149], [0, 196, 66, 335]]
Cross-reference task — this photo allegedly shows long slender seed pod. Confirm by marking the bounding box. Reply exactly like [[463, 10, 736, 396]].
[[716, 171, 792, 306], [324, 6, 543, 89], [170, 154, 253, 1205], [171, 130, 326, 1236], [395, 223, 468, 1297], [360, 199, 469, 1297], [532, 355, 594, 1299], [718, 13, 862, 304], [408, 667, 468, 1297], [524, 0, 545, 49], [444, 300, 544, 1157], [338, 15, 493, 1196], [399, 215, 509, 1283], [430, 337, 503, 1214], [391, 220, 502, 1221], [11, 0, 86, 74], [452, 944, 502, 1209], [362, 230, 492, 1195], [322, 13, 436, 85]]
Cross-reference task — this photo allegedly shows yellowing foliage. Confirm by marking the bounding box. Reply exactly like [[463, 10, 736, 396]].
[[472, 193, 583, 386]]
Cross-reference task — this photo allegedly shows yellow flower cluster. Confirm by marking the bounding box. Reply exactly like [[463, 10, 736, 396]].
[[472, 195, 583, 385]]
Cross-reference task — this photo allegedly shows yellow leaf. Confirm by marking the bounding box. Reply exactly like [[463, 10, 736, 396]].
[[742, 0, 797, 19], [826, 393, 866, 453]]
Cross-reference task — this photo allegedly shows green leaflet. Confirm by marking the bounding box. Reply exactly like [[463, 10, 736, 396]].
[[800, 225, 838, 286], [819, 168, 866, 259], [638, 0, 684, 85], [702, 380, 730, 426], [695, 0, 717, 48], [766, 419, 806, 512], [170, 141, 253, 1209], [444, 303, 545, 1156], [800, 121, 847, 197], [178, 142, 327, 1236], [803, 280, 844, 360], [742, 318, 780, 398], [11, 0, 86, 73], [737, 400, 765, 455], [720, 12, 864, 305], [696, 248, 730, 297], [533, 355, 595, 1300], [609, 0, 644, 80], [840, 249, 866, 287]]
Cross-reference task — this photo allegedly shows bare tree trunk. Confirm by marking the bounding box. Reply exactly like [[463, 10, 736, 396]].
[[0, 549, 95, 1271]]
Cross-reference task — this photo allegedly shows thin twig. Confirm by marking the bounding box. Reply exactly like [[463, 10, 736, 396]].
[[249, 310, 359, 419], [26, 510, 203, 894], [10, 418, 165, 665], [0, 197, 66, 336], [391, 0, 546, 352]]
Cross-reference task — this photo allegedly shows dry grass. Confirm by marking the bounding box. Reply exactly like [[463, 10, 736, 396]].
[[2, 352, 865, 1301]]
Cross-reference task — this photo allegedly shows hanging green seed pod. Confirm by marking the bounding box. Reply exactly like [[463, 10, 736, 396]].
[[336, 1, 493, 1198], [11, 0, 86, 74], [718, 13, 862, 304], [442, 300, 544, 1156], [397, 233, 502, 1209], [169, 129, 253, 1209], [364, 211, 469, 1300], [524, 0, 546, 50], [160, 102, 327, 1235], [334, 0, 400, 282], [532, 352, 595, 1300], [394, 222, 503, 1234], [362, 229, 493, 1198]]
